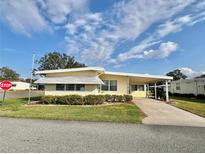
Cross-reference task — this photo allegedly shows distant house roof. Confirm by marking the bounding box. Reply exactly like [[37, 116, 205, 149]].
[[34, 76, 104, 84], [172, 77, 205, 83], [35, 67, 104, 75]]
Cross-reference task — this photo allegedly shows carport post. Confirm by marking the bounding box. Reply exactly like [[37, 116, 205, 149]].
[[147, 84, 149, 98], [165, 80, 169, 102], [154, 83, 157, 99]]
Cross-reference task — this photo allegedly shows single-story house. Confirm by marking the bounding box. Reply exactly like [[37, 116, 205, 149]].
[[170, 77, 205, 96], [35, 67, 172, 101]]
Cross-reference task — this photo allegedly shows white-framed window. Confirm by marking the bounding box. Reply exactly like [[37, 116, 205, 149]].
[[56, 84, 85, 91], [56, 84, 65, 91], [176, 83, 180, 90], [131, 85, 144, 91], [66, 84, 75, 91], [101, 80, 117, 91]]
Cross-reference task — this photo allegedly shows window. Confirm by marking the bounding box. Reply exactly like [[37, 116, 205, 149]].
[[176, 83, 180, 90], [56, 84, 65, 91], [12, 84, 17, 87], [102, 80, 109, 91], [76, 84, 85, 91], [137, 85, 144, 91], [101, 80, 117, 91], [132, 85, 144, 91], [56, 84, 85, 91], [66, 84, 75, 91], [110, 80, 117, 91]]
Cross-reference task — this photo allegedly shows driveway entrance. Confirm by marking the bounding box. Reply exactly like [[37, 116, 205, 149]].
[[134, 98, 205, 127]]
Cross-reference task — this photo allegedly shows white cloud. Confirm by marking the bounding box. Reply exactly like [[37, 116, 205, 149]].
[[195, 1, 205, 11], [116, 4, 205, 63], [64, 0, 194, 65], [180, 67, 205, 78], [157, 15, 192, 37], [1, 0, 205, 67], [118, 41, 178, 61], [0, 0, 88, 36], [40, 0, 87, 24], [0, 0, 49, 36], [143, 41, 178, 58]]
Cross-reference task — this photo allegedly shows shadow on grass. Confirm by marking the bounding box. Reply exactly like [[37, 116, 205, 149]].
[[171, 96, 205, 104]]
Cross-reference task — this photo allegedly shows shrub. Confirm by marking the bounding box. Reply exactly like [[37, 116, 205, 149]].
[[30, 96, 42, 101], [172, 93, 195, 98], [84, 95, 105, 105], [156, 89, 166, 100], [111, 95, 118, 102], [115, 95, 125, 102], [42, 96, 55, 104], [124, 95, 133, 102], [66, 95, 83, 105], [111, 95, 125, 102], [104, 94, 112, 102], [197, 94, 205, 100], [41, 94, 132, 105], [56, 96, 67, 105]]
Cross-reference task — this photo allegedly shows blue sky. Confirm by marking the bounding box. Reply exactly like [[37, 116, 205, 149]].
[[0, 0, 205, 78]]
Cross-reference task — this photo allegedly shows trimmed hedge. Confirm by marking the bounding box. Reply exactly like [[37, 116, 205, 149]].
[[84, 95, 105, 105], [169, 92, 205, 100], [104, 94, 133, 103], [41, 94, 133, 105]]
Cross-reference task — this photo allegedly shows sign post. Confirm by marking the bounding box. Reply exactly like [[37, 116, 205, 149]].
[[0, 80, 12, 105]]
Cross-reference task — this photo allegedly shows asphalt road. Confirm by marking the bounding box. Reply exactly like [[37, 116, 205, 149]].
[[0, 90, 44, 99], [0, 117, 204, 153]]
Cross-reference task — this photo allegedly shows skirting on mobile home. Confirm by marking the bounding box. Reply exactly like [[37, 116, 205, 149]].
[[35, 67, 172, 101]]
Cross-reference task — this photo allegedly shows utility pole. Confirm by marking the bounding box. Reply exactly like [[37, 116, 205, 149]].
[[28, 52, 35, 104]]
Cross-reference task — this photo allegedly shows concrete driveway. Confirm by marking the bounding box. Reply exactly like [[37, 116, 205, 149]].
[[134, 98, 205, 127], [0, 117, 205, 153]]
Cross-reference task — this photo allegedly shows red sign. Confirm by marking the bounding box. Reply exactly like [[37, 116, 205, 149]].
[[0, 80, 12, 91]]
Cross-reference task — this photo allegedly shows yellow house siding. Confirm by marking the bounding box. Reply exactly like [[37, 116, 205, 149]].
[[131, 91, 146, 97], [99, 74, 128, 95], [131, 84, 146, 98], [46, 71, 98, 77]]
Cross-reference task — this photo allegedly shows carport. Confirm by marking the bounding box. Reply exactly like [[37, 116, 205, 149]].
[[105, 71, 173, 102], [127, 74, 172, 102]]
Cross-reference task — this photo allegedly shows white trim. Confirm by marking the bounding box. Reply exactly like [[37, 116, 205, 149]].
[[35, 67, 173, 80], [35, 67, 104, 74], [101, 80, 117, 91], [105, 71, 173, 80]]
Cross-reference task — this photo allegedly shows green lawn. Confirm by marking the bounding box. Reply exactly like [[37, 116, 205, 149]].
[[0, 98, 145, 123], [171, 96, 205, 117]]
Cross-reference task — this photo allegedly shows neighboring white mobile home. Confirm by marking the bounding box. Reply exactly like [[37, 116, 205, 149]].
[[170, 78, 205, 96], [10, 81, 30, 90]]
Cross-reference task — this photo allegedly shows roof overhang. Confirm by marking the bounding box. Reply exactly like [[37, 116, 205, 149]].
[[105, 71, 173, 83], [34, 76, 104, 85], [35, 67, 104, 75]]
